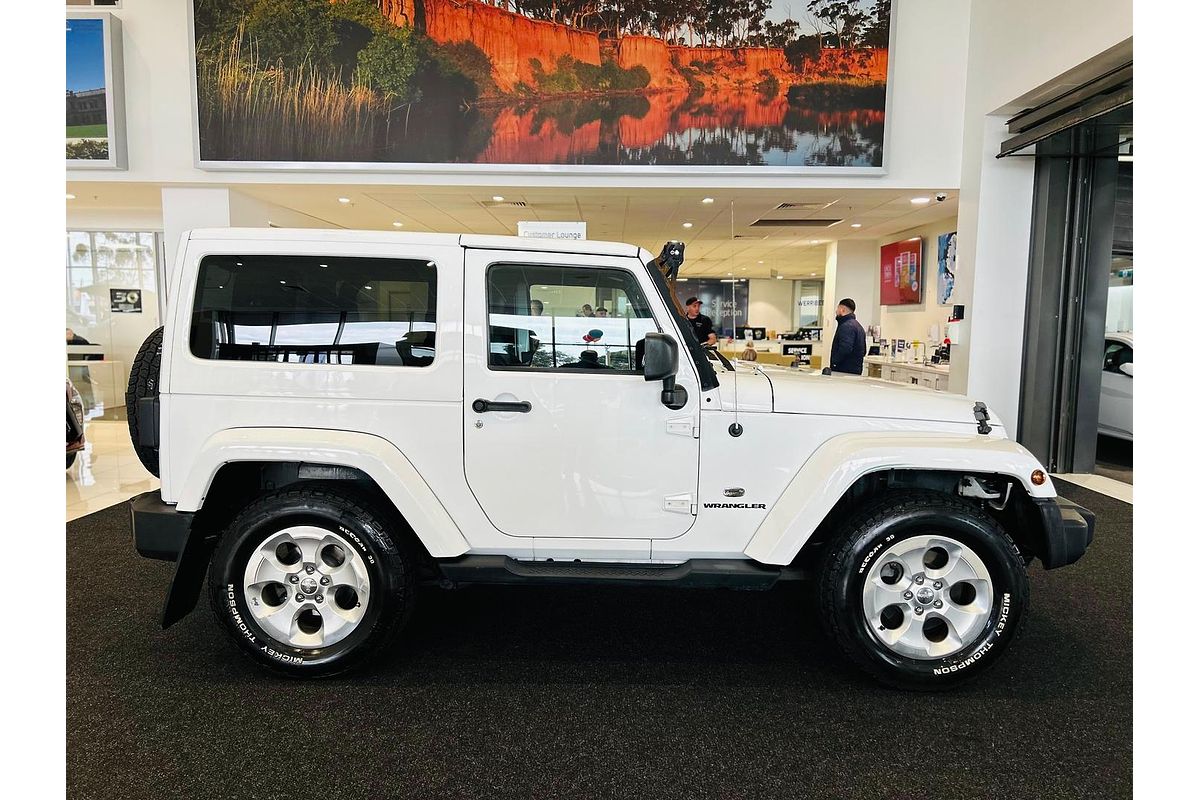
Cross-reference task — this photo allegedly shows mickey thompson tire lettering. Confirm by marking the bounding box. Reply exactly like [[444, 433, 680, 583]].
[[818, 491, 1029, 691], [208, 485, 414, 678], [226, 585, 257, 644]]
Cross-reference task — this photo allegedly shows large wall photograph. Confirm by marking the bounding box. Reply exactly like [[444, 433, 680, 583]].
[[193, 0, 893, 167], [67, 17, 110, 161]]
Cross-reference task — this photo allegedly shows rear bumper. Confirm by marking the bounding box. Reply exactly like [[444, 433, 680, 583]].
[[130, 491, 193, 561], [1034, 495, 1096, 569]]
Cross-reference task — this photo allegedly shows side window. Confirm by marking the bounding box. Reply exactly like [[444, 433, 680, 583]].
[[486, 264, 657, 372], [190, 255, 437, 366], [1103, 341, 1132, 373]]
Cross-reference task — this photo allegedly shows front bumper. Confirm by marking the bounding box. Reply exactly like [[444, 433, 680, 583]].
[[130, 491, 193, 561], [1034, 495, 1096, 569]]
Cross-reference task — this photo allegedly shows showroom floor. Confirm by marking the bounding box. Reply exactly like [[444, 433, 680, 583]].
[[65, 483, 1130, 800], [66, 420, 158, 522]]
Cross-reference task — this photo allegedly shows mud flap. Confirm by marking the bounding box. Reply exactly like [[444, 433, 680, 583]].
[[161, 527, 218, 628]]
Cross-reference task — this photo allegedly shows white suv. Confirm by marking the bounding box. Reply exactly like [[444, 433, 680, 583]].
[[127, 229, 1093, 689]]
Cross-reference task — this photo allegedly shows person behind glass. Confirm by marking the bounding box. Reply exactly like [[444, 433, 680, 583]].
[[683, 297, 717, 346], [595, 306, 609, 317], [579, 304, 595, 317], [530, 299, 544, 316], [66, 327, 91, 345], [830, 298, 867, 375]]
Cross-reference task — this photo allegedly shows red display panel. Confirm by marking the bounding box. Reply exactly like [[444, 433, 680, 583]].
[[880, 238, 923, 305]]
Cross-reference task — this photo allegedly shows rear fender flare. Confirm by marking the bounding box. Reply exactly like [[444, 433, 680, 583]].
[[177, 427, 470, 558]]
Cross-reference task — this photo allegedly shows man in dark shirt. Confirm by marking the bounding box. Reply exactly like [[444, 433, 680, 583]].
[[829, 298, 867, 375], [683, 297, 718, 346]]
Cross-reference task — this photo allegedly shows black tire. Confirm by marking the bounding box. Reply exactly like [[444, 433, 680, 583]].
[[66, 452, 77, 469], [207, 486, 414, 677], [818, 491, 1029, 690], [125, 326, 162, 477]]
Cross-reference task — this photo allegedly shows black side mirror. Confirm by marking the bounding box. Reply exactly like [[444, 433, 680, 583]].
[[642, 332, 688, 410], [643, 332, 678, 382]]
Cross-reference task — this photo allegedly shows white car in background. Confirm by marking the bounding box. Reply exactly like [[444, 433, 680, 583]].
[[1099, 332, 1133, 440]]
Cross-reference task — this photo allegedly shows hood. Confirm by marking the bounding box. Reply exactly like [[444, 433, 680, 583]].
[[754, 366, 987, 427]]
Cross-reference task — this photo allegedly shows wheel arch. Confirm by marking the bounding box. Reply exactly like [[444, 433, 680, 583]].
[[744, 432, 1056, 567], [178, 427, 470, 560]]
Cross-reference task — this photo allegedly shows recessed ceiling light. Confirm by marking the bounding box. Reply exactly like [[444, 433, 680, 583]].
[[338, 197, 351, 204], [279, 280, 286, 284], [911, 197, 931, 204], [726, 272, 733, 276], [364, 285, 373, 290], [757, 260, 763, 264], [810, 240, 821, 244], [492, 195, 505, 202], [702, 197, 714, 204], [66, 193, 76, 200], [850, 223, 862, 228], [810, 272, 817, 276], [392, 221, 404, 228], [682, 222, 694, 228], [319, 263, 328, 268], [775, 275, 784, 280]]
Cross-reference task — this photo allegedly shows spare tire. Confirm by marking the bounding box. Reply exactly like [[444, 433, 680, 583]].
[[126, 326, 163, 477]]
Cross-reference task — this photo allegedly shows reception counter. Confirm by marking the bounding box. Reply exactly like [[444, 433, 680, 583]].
[[865, 356, 950, 391]]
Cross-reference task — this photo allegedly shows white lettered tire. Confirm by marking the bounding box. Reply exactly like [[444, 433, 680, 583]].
[[207, 486, 414, 677], [818, 491, 1029, 690]]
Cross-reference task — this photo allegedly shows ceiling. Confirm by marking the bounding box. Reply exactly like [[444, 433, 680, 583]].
[[66, 183, 959, 280]]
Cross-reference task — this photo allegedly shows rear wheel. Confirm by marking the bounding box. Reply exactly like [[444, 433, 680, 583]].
[[818, 491, 1029, 690], [207, 486, 414, 677], [125, 326, 162, 477]]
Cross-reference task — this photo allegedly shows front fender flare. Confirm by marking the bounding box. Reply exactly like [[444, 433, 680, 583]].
[[743, 432, 1056, 565], [177, 427, 470, 558]]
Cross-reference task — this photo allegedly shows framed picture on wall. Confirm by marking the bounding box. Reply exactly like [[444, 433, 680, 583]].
[[188, 0, 896, 173], [937, 231, 958, 305], [67, 12, 127, 169], [880, 238, 923, 305]]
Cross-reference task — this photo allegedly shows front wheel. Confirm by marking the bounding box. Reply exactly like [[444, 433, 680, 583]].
[[818, 492, 1029, 690], [207, 486, 414, 677]]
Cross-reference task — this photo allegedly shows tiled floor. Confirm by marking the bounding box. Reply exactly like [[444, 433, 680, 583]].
[[66, 420, 159, 522]]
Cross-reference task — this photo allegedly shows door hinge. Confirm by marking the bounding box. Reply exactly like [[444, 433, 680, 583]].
[[666, 417, 698, 438], [664, 493, 695, 514]]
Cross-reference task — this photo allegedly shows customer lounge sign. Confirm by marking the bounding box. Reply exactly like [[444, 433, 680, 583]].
[[110, 289, 142, 313]]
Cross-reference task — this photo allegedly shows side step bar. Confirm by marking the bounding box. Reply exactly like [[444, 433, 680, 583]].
[[435, 556, 789, 590]]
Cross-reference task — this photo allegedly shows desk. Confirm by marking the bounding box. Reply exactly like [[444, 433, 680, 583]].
[[865, 356, 950, 391]]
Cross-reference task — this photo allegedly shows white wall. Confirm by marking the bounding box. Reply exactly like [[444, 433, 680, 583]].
[[878, 217, 959, 347], [747, 279, 794, 336], [66, 0, 971, 191], [951, 0, 1132, 429]]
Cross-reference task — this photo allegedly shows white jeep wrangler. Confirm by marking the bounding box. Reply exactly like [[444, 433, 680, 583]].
[[127, 229, 1093, 689]]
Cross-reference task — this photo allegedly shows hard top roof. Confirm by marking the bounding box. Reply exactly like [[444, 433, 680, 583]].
[[186, 228, 642, 258]]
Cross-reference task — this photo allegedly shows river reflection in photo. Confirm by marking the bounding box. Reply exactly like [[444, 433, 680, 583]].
[[379, 89, 884, 167]]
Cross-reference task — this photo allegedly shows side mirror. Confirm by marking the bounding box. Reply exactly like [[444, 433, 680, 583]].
[[1119, 362, 1133, 377], [642, 332, 678, 382], [642, 333, 687, 410]]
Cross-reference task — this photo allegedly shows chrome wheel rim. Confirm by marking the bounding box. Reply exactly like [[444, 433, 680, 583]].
[[861, 534, 993, 660], [241, 526, 371, 649]]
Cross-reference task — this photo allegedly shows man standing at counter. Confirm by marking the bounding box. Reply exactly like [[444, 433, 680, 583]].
[[684, 297, 718, 346], [830, 298, 866, 375]]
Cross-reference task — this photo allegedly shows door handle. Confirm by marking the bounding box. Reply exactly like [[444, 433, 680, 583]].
[[472, 398, 532, 414]]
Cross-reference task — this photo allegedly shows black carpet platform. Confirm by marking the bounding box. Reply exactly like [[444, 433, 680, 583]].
[[67, 483, 1131, 799]]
